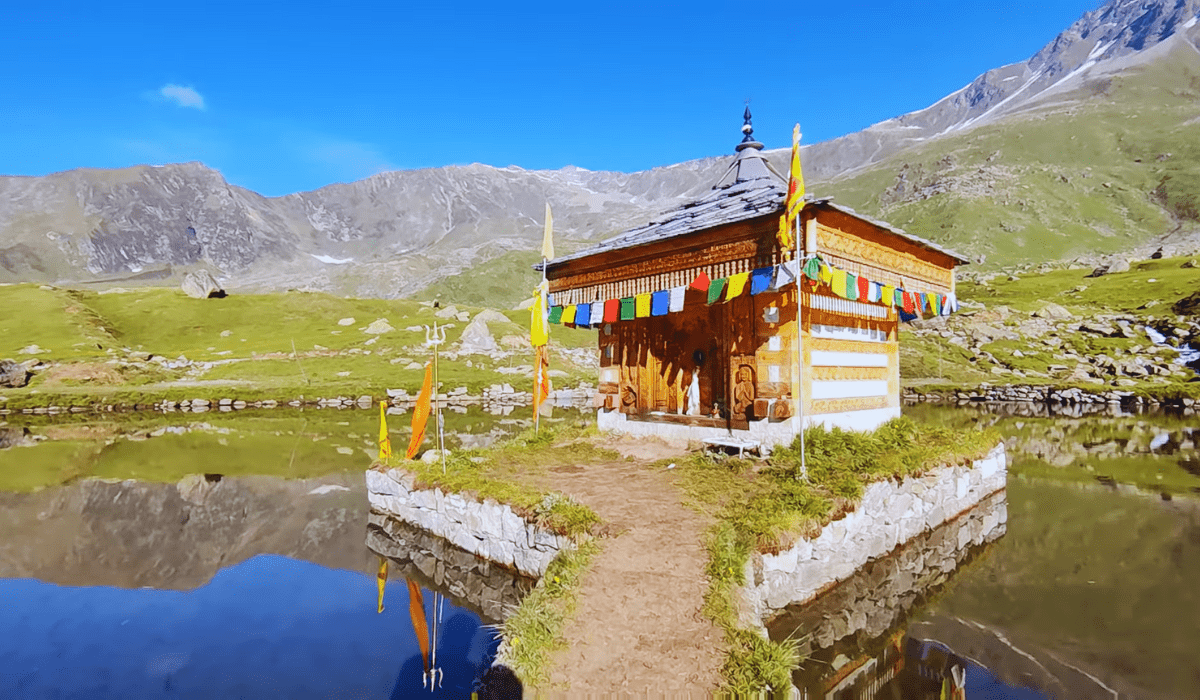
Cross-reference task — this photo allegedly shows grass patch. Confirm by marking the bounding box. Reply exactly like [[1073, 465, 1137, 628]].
[[668, 418, 999, 694], [379, 424, 612, 540], [499, 539, 600, 688]]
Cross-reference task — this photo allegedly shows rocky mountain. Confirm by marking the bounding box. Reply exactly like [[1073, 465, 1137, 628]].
[[2, 0, 1198, 298]]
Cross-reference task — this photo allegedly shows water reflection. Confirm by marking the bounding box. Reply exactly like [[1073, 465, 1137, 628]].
[[0, 474, 507, 699], [769, 491, 1013, 697]]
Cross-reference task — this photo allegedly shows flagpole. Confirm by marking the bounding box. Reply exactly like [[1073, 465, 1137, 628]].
[[795, 212, 807, 481], [536, 257, 546, 437], [433, 321, 446, 474]]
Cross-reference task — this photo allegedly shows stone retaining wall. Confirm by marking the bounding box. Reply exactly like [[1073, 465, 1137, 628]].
[[365, 468, 572, 578], [741, 443, 1007, 623], [366, 513, 533, 624]]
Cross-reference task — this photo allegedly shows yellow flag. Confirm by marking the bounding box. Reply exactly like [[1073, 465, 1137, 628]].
[[530, 280, 549, 347], [725, 271, 750, 300], [778, 124, 805, 252], [378, 400, 392, 463], [376, 557, 388, 613], [542, 202, 554, 260], [634, 293, 651, 318], [406, 362, 433, 460]]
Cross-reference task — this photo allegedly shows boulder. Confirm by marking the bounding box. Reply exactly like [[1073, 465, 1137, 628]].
[[458, 316, 499, 354], [1032, 302, 1072, 320], [337, 317, 356, 326], [364, 319, 394, 335], [434, 305, 459, 319], [181, 270, 226, 299], [1088, 259, 1130, 277], [0, 359, 30, 388]]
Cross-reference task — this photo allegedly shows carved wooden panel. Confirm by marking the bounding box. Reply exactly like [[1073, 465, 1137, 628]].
[[811, 396, 890, 414]]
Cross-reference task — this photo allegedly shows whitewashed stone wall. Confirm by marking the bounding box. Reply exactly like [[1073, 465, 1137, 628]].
[[365, 468, 572, 578], [742, 443, 1007, 622]]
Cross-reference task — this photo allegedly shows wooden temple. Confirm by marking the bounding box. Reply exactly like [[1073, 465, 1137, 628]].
[[542, 110, 969, 447]]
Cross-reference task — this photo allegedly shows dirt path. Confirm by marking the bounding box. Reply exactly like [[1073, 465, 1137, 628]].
[[537, 440, 724, 695]]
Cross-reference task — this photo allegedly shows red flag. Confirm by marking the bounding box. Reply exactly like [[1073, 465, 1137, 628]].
[[690, 271, 711, 292], [406, 362, 433, 460], [856, 275, 869, 300]]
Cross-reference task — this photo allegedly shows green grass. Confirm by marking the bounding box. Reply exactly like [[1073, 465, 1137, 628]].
[[500, 539, 600, 688], [0, 284, 598, 409], [380, 424, 611, 539], [412, 249, 544, 311], [667, 418, 1000, 694]]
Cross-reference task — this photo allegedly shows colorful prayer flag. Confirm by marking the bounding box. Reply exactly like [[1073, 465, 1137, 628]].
[[603, 299, 619, 323], [378, 400, 392, 463], [634, 293, 651, 318], [749, 267, 773, 295], [575, 303, 591, 326], [619, 297, 636, 321], [690, 271, 711, 292], [589, 302, 604, 326], [832, 269, 849, 299], [772, 260, 798, 291], [548, 306, 563, 324], [562, 305, 577, 325], [707, 277, 728, 305], [650, 290, 669, 316], [725, 271, 750, 300], [406, 362, 433, 460], [902, 291, 915, 315], [802, 257, 821, 281], [856, 274, 869, 301], [542, 202, 554, 260], [820, 263, 833, 286], [882, 285, 896, 307], [668, 286, 686, 313]]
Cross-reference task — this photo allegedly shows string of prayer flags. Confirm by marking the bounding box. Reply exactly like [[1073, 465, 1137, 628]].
[[707, 277, 728, 305], [650, 290, 669, 316], [749, 267, 773, 295], [546, 253, 959, 329], [725, 271, 750, 300]]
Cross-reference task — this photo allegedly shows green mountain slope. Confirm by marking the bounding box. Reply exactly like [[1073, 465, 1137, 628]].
[[818, 43, 1200, 269]]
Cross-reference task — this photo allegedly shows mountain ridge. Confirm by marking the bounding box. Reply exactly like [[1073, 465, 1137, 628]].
[[2, 0, 1199, 299]]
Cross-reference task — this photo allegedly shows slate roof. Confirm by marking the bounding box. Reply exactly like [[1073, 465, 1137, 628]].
[[545, 145, 787, 268]]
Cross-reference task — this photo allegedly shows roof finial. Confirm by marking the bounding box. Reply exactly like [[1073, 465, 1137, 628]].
[[736, 102, 763, 152]]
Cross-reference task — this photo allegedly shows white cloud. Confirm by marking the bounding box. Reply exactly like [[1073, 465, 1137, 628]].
[[159, 84, 206, 110]]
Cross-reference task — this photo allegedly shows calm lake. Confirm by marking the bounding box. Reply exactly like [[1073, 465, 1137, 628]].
[[2, 402, 1198, 698]]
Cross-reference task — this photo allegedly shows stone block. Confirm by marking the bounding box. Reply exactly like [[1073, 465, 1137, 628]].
[[763, 547, 798, 574]]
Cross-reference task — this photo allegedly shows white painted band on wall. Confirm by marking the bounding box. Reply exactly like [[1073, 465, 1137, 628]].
[[810, 324, 888, 343], [809, 294, 889, 319], [810, 350, 889, 367], [810, 380, 889, 399]]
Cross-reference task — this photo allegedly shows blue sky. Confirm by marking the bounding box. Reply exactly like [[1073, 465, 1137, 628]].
[[3, 0, 1102, 196]]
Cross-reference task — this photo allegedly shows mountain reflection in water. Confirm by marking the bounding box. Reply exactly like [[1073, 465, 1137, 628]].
[[0, 473, 503, 699]]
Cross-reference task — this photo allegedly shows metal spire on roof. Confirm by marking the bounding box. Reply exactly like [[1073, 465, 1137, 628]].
[[736, 104, 763, 152], [714, 104, 780, 187]]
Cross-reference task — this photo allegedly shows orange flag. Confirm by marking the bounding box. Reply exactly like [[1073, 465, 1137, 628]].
[[406, 362, 433, 460], [406, 580, 432, 675], [533, 345, 551, 414], [377, 400, 392, 463]]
